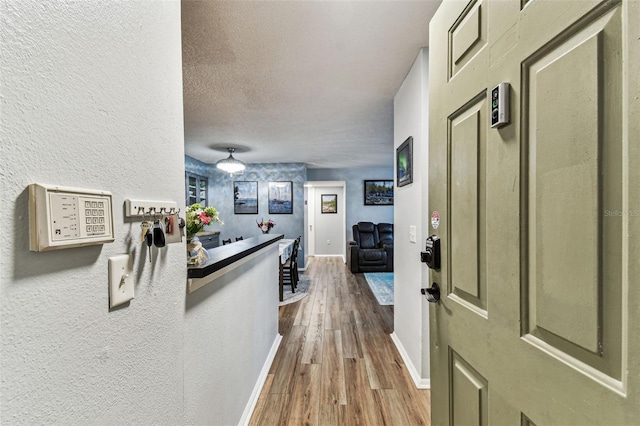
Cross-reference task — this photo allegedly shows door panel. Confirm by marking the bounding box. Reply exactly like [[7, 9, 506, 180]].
[[450, 349, 488, 426], [428, 0, 639, 424], [449, 95, 487, 311], [449, 0, 487, 79], [522, 3, 623, 379]]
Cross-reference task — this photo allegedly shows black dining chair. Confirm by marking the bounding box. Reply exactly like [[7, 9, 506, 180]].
[[236, 236, 243, 241], [282, 238, 300, 292], [293, 236, 301, 283], [222, 238, 232, 245]]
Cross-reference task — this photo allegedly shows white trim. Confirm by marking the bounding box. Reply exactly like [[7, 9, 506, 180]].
[[390, 332, 431, 389], [300, 255, 311, 271], [239, 334, 283, 426], [304, 181, 347, 261], [313, 254, 346, 264]]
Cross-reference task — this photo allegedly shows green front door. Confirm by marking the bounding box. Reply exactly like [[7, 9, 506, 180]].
[[428, 0, 639, 424]]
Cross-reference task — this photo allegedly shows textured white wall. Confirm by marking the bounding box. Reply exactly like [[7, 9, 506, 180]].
[[0, 2, 183, 424], [184, 246, 279, 425], [393, 48, 430, 383]]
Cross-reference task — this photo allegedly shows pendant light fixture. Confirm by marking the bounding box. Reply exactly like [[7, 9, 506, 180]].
[[216, 147, 246, 174]]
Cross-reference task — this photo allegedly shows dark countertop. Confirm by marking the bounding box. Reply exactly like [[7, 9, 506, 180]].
[[187, 233, 284, 279]]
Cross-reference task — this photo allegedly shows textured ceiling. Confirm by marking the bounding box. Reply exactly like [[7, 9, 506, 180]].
[[182, 0, 442, 169]]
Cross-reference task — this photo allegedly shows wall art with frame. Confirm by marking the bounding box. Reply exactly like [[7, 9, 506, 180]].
[[321, 194, 338, 214], [268, 181, 293, 214], [396, 136, 413, 187], [364, 180, 394, 206], [234, 181, 258, 214]]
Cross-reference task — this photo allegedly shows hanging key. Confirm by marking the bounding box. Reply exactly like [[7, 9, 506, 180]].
[[153, 219, 165, 248], [164, 215, 174, 235], [146, 228, 153, 262], [178, 216, 186, 240], [140, 221, 153, 242]]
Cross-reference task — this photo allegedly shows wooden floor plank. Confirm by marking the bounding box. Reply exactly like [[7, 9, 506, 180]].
[[301, 311, 324, 364], [269, 341, 303, 394], [340, 321, 363, 359], [324, 296, 341, 330], [318, 403, 347, 425], [287, 324, 308, 344], [293, 288, 315, 326], [320, 329, 347, 405], [251, 392, 290, 426], [286, 363, 322, 425], [373, 388, 413, 425], [250, 257, 431, 425], [247, 373, 274, 426], [343, 357, 382, 425]]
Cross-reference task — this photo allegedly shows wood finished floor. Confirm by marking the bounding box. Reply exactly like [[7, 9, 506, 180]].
[[249, 257, 431, 425]]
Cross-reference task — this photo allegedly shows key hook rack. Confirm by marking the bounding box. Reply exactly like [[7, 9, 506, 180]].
[[125, 199, 179, 218]]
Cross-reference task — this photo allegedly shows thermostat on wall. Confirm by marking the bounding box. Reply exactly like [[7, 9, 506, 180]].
[[29, 183, 115, 252]]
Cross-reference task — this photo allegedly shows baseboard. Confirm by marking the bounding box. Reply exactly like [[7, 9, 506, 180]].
[[239, 334, 283, 425], [390, 332, 431, 389], [313, 255, 346, 264], [300, 255, 312, 272]]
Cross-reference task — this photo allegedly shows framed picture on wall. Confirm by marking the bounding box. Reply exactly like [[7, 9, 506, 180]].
[[364, 180, 394, 205], [321, 194, 338, 214], [234, 181, 258, 214], [396, 136, 413, 187], [268, 181, 293, 214]]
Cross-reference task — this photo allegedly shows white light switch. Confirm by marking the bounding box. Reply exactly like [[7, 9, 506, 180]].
[[409, 225, 417, 243], [109, 254, 134, 308]]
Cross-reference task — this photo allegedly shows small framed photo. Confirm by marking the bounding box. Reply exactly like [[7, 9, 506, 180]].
[[364, 180, 394, 205], [321, 194, 337, 214], [268, 181, 293, 214], [234, 181, 258, 214], [396, 136, 413, 187]]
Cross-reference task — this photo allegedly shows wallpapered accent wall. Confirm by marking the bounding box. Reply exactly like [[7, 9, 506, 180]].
[[185, 156, 306, 266]]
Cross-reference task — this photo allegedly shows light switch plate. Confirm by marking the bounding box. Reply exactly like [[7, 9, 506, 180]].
[[109, 254, 134, 308], [409, 225, 417, 243]]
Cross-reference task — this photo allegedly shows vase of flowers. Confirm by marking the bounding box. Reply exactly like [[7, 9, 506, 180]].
[[185, 203, 222, 265], [256, 218, 275, 234], [186, 203, 223, 242]]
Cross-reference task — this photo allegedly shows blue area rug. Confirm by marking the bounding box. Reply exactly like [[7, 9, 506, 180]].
[[364, 273, 394, 305]]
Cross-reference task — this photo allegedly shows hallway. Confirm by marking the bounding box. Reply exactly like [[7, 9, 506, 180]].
[[250, 257, 431, 425]]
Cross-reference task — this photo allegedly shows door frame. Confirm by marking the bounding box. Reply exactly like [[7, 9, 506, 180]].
[[304, 181, 346, 263]]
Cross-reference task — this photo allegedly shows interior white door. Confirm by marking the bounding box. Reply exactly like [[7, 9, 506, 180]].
[[428, 0, 639, 424], [305, 181, 347, 260]]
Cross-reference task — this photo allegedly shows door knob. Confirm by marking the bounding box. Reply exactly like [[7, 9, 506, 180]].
[[421, 282, 440, 303]]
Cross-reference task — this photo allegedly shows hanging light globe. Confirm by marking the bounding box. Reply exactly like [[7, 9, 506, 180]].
[[216, 147, 246, 174]]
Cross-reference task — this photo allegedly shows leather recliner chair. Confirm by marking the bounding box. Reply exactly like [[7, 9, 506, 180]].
[[347, 222, 394, 273]]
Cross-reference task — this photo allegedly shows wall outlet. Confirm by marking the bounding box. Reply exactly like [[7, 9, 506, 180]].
[[327, 239, 331, 245]]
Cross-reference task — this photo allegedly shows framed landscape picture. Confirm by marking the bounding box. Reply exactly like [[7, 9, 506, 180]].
[[396, 136, 413, 187], [321, 194, 337, 214], [364, 180, 394, 205], [234, 181, 258, 214], [268, 181, 293, 214]]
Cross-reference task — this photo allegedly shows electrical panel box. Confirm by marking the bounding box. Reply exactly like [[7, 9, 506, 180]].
[[29, 183, 115, 252]]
